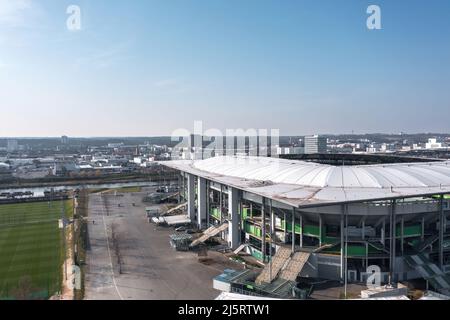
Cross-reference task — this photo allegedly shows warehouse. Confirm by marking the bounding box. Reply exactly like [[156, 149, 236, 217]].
[[160, 155, 450, 294]]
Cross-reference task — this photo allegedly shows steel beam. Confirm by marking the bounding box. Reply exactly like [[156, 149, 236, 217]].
[[262, 198, 266, 262], [340, 204, 345, 280], [187, 174, 196, 221], [300, 212, 303, 248], [228, 187, 240, 249], [439, 194, 444, 268], [197, 177, 207, 228], [292, 208, 295, 253]]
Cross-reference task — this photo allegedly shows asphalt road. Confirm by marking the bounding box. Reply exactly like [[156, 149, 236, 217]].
[[84, 189, 240, 300]]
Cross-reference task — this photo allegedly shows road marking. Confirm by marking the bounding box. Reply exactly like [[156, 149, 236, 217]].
[[99, 193, 124, 300]]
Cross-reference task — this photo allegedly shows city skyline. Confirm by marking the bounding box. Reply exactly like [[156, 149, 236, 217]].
[[1, 131, 450, 139], [1, 0, 450, 137]]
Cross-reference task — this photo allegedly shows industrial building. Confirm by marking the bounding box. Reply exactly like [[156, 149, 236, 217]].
[[161, 155, 450, 295]]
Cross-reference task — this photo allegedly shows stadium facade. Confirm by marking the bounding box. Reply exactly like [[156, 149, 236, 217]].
[[161, 156, 450, 291]]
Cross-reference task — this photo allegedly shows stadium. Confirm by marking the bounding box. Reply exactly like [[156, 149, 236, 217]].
[[161, 155, 450, 294]]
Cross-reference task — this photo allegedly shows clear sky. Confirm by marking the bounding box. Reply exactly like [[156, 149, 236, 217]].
[[0, 0, 449, 137]]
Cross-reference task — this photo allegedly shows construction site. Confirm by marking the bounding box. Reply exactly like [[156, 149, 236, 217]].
[[156, 155, 450, 299]]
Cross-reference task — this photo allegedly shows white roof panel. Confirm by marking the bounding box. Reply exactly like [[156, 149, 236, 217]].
[[160, 156, 450, 208]]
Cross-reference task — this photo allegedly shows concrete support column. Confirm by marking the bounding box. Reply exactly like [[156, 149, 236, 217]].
[[219, 185, 223, 223], [344, 205, 349, 297], [340, 205, 345, 280], [392, 201, 397, 279], [299, 212, 303, 248], [187, 174, 196, 222], [319, 214, 323, 247], [389, 199, 397, 283], [291, 209, 295, 253], [238, 201, 243, 245], [197, 177, 207, 228], [421, 216, 425, 241], [362, 220, 365, 240], [228, 187, 240, 249], [261, 198, 266, 262], [365, 242, 369, 270], [181, 174, 185, 201], [439, 195, 445, 268], [178, 174, 182, 203], [206, 181, 210, 227], [401, 216, 404, 255], [270, 205, 275, 235], [269, 199, 273, 281]]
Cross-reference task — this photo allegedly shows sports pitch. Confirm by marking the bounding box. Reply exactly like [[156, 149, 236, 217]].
[[0, 200, 72, 299]]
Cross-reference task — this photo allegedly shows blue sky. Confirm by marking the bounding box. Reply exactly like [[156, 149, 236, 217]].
[[0, 0, 449, 137]]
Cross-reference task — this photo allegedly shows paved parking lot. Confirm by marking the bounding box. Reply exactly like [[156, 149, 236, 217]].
[[84, 188, 241, 300]]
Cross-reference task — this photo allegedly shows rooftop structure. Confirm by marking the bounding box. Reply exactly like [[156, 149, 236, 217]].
[[160, 155, 450, 295], [163, 156, 450, 208]]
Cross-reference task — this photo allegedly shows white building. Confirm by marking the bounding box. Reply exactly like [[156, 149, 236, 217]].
[[426, 138, 444, 149], [304, 135, 327, 154]]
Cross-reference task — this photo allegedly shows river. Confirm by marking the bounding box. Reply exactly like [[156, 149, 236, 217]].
[[0, 181, 163, 197]]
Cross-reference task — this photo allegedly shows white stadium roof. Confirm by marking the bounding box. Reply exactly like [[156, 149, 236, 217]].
[[161, 156, 450, 208]]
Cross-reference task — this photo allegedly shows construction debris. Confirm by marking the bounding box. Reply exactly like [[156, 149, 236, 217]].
[[169, 233, 193, 251], [255, 247, 291, 285], [190, 223, 229, 248]]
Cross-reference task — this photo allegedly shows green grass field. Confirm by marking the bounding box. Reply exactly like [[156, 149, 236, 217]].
[[112, 186, 142, 193], [89, 186, 142, 194], [0, 200, 72, 299]]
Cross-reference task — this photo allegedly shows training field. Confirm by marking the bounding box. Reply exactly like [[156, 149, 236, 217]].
[[0, 200, 72, 299]]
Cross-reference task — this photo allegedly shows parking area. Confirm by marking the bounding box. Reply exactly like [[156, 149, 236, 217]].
[[84, 187, 242, 300]]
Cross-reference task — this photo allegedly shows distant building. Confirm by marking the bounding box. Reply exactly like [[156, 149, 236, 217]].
[[7, 139, 18, 152], [174, 135, 277, 160], [61, 135, 69, 144], [304, 135, 327, 154], [107, 142, 124, 148], [52, 161, 78, 176], [426, 138, 444, 149], [366, 143, 382, 153], [276, 146, 304, 155], [381, 143, 396, 153]]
